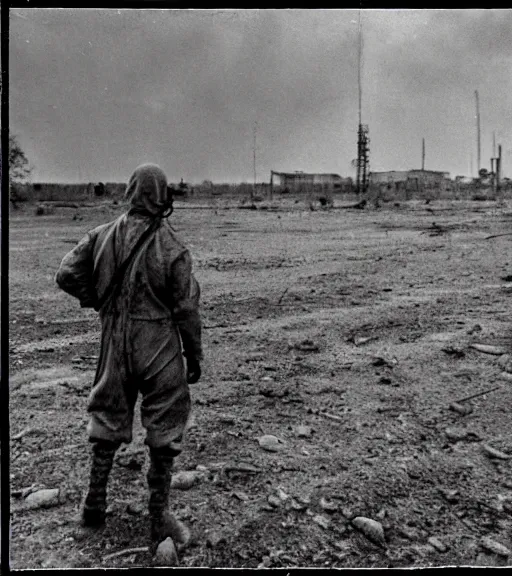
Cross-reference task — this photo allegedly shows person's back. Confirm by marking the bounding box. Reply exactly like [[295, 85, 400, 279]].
[[56, 164, 202, 561]]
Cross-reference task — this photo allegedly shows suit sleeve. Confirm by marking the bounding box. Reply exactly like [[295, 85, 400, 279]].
[[55, 232, 97, 309], [170, 250, 203, 362]]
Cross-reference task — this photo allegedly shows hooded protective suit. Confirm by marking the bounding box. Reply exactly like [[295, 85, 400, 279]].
[[56, 164, 202, 453]]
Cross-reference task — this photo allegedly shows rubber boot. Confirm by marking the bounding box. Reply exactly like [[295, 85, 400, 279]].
[[81, 439, 118, 527], [147, 446, 191, 554]]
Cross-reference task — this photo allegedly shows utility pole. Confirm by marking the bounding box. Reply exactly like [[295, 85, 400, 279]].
[[422, 138, 425, 171], [252, 120, 257, 202], [475, 90, 481, 174], [497, 144, 502, 194]]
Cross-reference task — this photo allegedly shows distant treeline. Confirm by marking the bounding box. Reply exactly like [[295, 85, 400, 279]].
[[10, 182, 126, 202], [10, 178, 512, 204], [11, 180, 354, 202]]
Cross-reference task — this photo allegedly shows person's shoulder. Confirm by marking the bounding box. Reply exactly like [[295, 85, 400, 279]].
[[160, 220, 189, 254], [88, 214, 124, 239]]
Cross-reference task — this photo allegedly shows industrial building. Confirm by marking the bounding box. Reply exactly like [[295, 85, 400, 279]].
[[270, 170, 350, 193], [370, 169, 451, 192]]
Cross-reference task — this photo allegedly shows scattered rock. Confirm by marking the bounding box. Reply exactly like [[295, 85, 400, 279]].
[[206, 530, 227, 548], [320, 497, 338, 512], [154, 537, 179, 566], [449, 402, 473, 416], [290, 498, 308, 511], [341, 507, 355, 519], [258, 435, 286, 452], [276, 487, 289, 502], [352, 335, 378, 346], [295, 425, 313, 438], [25, 488, 62, 510], [232, 491, 249, 502], [268, 495, 281, 508], [398, 526, 419, 541], [497, 354, 511, 369], [470, 343, 507, 356], [219, 414, 237, 424], [293, 339, 319, 352], [441, 346, 465, 358], [257, 555, 272, 568], [499, 372, 512, 382], [171, 470, 204, 490], [438, 488, 459, 503], [259, 386, 289, 398], [480, 536, 511, 557], [445, 427, 469, 442], [126, 502, 144, 515], [428, 536, 449, 553], [313, 514, 330, 529], [351, 517, 386, 547], [372, 356, 396, 368]]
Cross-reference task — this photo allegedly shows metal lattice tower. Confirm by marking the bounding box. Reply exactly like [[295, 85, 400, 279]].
[[356, 124, 370, 194]]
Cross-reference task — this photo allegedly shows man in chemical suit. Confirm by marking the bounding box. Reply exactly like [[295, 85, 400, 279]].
[[56, 164, 202, 553]]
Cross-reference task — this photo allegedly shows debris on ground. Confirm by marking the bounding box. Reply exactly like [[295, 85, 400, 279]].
[[293, 340, 320, 353], [206, 530, 227, 548], [312, 514, 331, 529], [449, 402, 474, 415], [441, 346, 465, 358], [351, 517, 386, 547], [320, 497, 338, 512], [25, 488, 63, 510], [470, 343, 507, 355], [10, 200, 512, 569], [480, 536, 511, 557], [482, 444, 512, 460], [294, 425, 313, 438], [258, 435, 286, 452], [171, 470, 205, 490], [427, 536, 449, 553]]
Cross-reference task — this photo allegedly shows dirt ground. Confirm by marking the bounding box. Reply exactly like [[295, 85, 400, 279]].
[[8, 197, 512, 568]]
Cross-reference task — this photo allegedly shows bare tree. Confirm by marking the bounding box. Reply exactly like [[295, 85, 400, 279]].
[[9, 134, 32, 208], [9, 134, 32, 185]]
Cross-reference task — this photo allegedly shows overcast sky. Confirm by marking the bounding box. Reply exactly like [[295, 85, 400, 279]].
[[9, 8, 512, 184]]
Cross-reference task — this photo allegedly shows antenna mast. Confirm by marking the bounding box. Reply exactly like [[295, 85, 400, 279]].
[[252, 120, 257, 201], [356, 10, 369, 195], [475, 90, 481, 174]]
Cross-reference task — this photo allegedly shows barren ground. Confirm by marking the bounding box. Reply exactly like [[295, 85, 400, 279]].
[[8, 198, 512, 568]]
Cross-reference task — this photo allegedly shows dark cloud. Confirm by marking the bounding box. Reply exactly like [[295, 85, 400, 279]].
[[9, 8, 512, 182]]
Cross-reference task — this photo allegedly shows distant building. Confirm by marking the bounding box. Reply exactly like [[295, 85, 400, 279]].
[[270, 171, 350, 192], [370, 169, 451, 192]]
